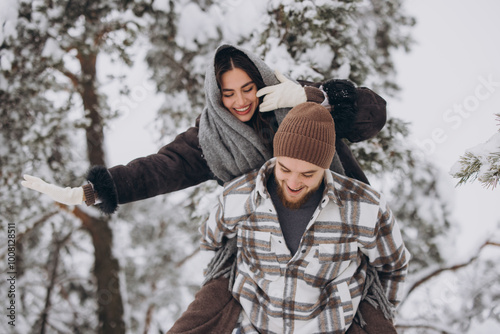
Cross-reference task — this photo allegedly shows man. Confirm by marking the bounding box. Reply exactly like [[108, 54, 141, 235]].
[[200, 102, 410, 333]]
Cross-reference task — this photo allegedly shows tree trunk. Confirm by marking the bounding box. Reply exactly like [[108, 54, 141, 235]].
[[78, 51, 106, 167], [76, 51, 126, 334], [74, 207, 126, 334]]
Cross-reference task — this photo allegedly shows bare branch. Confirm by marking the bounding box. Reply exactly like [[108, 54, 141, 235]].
[[0, 209, 59, 259], [16, 210, 59, 242], [38, 231, 73, 334], [405, 240, 500, 298], [142, 303, 155, 334], [175, 248, 200, 268], [61, 69, 80, 91], [396, 322, 460, 334]]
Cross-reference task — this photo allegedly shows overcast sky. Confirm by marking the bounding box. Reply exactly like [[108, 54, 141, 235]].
[[387, 0, 500, 255]]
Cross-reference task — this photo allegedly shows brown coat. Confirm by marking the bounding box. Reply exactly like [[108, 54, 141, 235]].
[[86, 82, 386, 214]]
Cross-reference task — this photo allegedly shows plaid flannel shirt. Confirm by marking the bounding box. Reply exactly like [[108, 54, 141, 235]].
[[201, 158, 410, 334]]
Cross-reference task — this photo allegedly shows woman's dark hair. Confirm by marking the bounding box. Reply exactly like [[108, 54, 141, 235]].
[[214, 46, 266, 92], [214, 47, 274, 147]]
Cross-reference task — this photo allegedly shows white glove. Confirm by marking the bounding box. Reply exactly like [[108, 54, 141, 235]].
[[256, 70, 307, 112], [21, 174, 84, 206]]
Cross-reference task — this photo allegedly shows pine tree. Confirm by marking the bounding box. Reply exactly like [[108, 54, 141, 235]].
[[0, 1, 155, 333], [450, 113, 500, 189], [2, 0, 498, 332]]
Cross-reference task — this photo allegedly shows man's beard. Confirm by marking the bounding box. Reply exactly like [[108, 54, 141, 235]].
[[275, 178, 321, 210]]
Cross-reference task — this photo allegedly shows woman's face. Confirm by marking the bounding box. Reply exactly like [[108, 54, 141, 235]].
[[220, 68, 260, 122]]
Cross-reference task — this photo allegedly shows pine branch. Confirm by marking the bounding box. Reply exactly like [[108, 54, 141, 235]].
[[478, 151, 500, 189], [452, 152, 481, 186], [451, 134, 500, 189]]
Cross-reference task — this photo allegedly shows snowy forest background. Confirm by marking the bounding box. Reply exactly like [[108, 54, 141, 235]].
[[1, 0, 499, 333]]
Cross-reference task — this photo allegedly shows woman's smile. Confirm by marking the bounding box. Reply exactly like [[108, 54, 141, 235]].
[[221, 68, 259, 122]]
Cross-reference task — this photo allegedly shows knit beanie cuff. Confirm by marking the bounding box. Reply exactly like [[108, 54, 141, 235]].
[[274, 133, 334, 169]]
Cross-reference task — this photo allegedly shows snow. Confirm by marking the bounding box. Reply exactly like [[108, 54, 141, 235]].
[[41, 37, 65, 61], [301, 44, 336, 75], [470, 319, 500, 334], [0, 49, 14, 71], [468, 131, 500, 158], [31, 8, 49, 34], [262, 38, 294, 73], [2, 0, 500, 332], [470, 131, 500, 185], [0, 0, 18, 45], [67, 16, 86, 38], [219, 0, 268, 41], [0, 0, 18, 26], [176, 3, 219, 50], [449, 160, 463, 177], [449, 123, 500, 189], [151, 0, 171, 12], [336, 61, 351, 79]]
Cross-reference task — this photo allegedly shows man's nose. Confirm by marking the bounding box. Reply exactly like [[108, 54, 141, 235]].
[[287, 175, 301, 189]]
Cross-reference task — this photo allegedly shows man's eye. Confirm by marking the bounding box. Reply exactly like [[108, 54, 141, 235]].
[[303, 174, 313, 178]]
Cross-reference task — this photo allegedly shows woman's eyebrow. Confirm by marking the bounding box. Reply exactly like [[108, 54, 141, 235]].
[[241, 81, 254, 88], [222, 81, 254, 92]]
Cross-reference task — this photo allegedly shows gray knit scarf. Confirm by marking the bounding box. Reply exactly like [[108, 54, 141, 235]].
[[198, 44, 290, 183]]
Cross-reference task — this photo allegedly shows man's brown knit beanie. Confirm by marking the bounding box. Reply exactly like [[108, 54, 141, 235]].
[[273, 102, 336, 169]]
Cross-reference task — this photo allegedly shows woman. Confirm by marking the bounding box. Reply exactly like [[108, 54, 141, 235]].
[[22, 44, 384, 212], [22, 44, 389, 333]]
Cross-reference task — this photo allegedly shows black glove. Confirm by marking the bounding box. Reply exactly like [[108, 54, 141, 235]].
[[322, 79, 358, 138]]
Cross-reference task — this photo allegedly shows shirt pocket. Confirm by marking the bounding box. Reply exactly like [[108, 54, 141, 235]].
[[237, 229, 280, 281], [304, 241, 358, 287]]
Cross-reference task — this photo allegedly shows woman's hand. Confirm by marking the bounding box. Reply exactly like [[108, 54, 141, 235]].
[[21, 174, 84, 205], [256, 70, 306, 112]]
